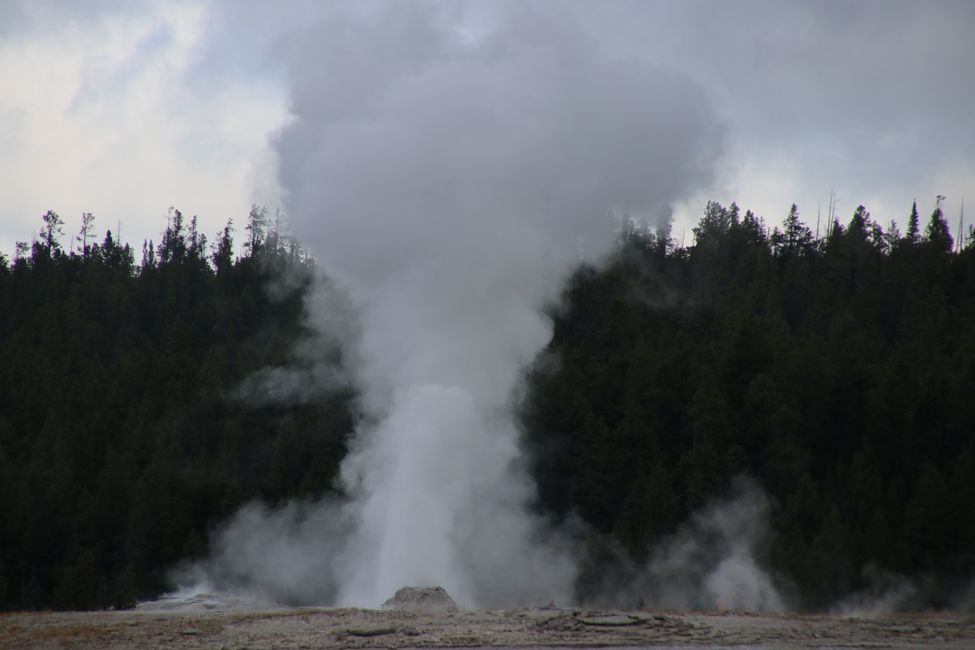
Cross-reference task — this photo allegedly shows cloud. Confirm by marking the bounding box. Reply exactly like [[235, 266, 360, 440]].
[[3, 0, 972, 254], [671, 0, 975, 229], [0, 0, 285, 254], [542, 0, 975, 231]]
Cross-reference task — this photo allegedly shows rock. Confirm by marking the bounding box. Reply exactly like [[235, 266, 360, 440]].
[[346, 626, 398, 637], [578, 614, 642, 626], [381, 586, 460, 613]]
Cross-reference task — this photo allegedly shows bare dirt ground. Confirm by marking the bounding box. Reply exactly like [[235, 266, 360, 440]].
[[3, 602, 974, 649]]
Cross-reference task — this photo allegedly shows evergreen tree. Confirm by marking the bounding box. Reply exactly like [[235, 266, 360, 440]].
[[245, 205, 268, 257], [771, 204, 814, 257], [925, 195, 953, 253], [905, 200, 921, 244], [213, 220, 234, 274]]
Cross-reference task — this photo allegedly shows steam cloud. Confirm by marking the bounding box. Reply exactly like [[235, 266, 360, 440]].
[[192, 3, 725, 608], [589, 480, 786, 611]]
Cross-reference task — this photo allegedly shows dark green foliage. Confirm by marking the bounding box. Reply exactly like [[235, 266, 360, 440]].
[[925, 196, 954, 254], [905, 200, 921, 245], [521, 200, 975, 610], [771, 204, 815, 258], [0, 210, 354, 611]]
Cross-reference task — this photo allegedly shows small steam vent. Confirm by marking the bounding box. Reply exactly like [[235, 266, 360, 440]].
[[381, 586, 459, 613]]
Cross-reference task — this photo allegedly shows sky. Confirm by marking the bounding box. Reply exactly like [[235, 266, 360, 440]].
[[1, 0, 973, 257]]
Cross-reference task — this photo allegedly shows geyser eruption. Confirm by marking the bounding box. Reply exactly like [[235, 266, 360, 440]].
[[202, 3, 723, 607]]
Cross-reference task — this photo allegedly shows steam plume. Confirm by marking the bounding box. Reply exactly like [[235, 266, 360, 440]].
[[576, 480, 785, 611], [637, 481, 785, 611], [201, 3, 723, 607]]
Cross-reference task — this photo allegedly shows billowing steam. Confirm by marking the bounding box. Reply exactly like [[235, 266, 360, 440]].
[[190, 3, 724, 607], [584, 480, 785, 611]]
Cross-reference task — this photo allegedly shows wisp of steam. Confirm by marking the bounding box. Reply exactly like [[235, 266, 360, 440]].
[[190, 3, 724, 608], [585, 480, 786, 611]]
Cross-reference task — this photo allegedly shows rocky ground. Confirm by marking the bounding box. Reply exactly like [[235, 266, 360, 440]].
[[2, 601, 974, 649]]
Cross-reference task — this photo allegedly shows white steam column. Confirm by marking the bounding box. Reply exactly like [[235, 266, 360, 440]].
[[275, 4, 723, 607]]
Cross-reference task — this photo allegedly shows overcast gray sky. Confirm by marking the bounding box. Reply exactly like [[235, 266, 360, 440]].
[[2, 0, 973, 256]]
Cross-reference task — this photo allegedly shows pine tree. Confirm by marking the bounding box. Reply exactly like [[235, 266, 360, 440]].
[[158, 208, 187, 264], [245, 205, 268, 257], [772, 204, 814, 257], [905, 200, 921, 244], [925, 195, 953, 253], [212, 220, 234, 274]]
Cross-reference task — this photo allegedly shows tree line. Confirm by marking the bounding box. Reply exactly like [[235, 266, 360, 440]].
[[0, 208, 354, 610], [1, 197, 972, 611], [520, 199, 975, 609]]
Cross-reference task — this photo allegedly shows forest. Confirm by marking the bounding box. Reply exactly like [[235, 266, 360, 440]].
[[521, 199, 975, 609], [0, 208, 355, 610], [0, 198, 973, 611]]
